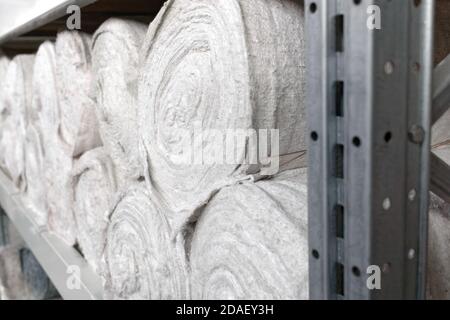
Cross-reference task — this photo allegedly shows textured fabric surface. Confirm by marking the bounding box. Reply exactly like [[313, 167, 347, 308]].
[[428, 109, 450, 299], [55, 31, 101, 157], [0, 55, 35, 191], [46, 31, 102, 245], [190, 168, 308, 299], [103, 183, 189, 300], [72, 147, 117, 273], [92, 18, 147, 186], [0, 52, 10, 175], [0, 245, 27, 300], [138, 0, 306, 230], [22, 42, 59, 225], [428, 194, 450, 300]]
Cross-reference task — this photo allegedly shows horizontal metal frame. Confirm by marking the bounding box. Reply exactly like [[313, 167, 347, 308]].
[[0, 170, 103, 300], [0, 0, 96, 45]]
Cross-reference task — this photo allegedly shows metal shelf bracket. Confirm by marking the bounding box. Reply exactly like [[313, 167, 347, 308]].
[[306, 0, 434, 300]]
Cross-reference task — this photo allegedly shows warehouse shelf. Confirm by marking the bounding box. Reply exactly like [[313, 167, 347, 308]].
[[0, 0, 164, 56], [0, 0, 449, 301], [0, 0, 97, 44], [0, 170, 103, 300]]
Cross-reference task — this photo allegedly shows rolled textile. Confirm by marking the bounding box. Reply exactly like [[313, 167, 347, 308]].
[[138, 0, 307, 227], [55, 31, 101, 157], [427, 194, 450, 300], [0, 55, 35, 191], [103, 183, 189, 299], [0, 52, 9, 106], [46, 31, 102, 245], [190, 168, 308, 300], [92, 18, 147, 186], [0, 51, 8, 77], [0, 245, 27, 300], [21, 42, 59, 226], [427, 113, 450, 299], [0, 52, 8, 97], [72, 147, 117, 273]]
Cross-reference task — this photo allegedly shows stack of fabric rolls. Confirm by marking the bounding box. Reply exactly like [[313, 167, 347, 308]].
[[0, 0, 449, 300]]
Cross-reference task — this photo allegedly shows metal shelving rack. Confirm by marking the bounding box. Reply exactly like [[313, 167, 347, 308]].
[[0, 0, 449, 300], [0, 171, 103, 299], [306, 0, 450, 300], [0, 0, 166, 300]]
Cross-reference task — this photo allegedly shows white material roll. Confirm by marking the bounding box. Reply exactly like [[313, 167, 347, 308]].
[[72, 147, 117, 273], [138, 0, 306, 227], [0, 55, 35, 191], [190, 168, 308, 299], [0, 245, 27, 300], [92, 18, 147, 186], [0, 52, 10, 169], [103, 183, 189, 299], [23, 42, 58, 225], [46, 31, 102, 245], [55, 31, 101, 157], [428, 112, 450, 299], [427, 194, 450, 300]]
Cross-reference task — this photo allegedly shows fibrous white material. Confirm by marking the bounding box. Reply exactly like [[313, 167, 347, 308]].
[[92, 18, 147, 186], [190, 168, 308, 299], [0, 245, 27, 300], [46, 31, 101, 245], [22, 42, 59, 225], [427, 194, 450, 300], [138, 0, 306, 227], [0, 52, 10, 172], [55, 31, 101, 157], [103, 183, 189, 300], [0, 55, 35, 191], [428, 112, 450, 299], [72, 147, 117, 273]]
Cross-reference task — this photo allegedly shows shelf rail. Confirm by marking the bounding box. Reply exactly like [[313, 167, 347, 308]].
[[306, 0, 435, 299], [0, 170, 103, 300]]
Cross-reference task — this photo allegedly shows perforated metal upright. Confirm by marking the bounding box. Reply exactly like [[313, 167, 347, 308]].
[[306, 0, 435, 299]]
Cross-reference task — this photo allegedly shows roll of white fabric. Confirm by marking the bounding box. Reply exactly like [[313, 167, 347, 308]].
[[46, 31, 102, 245], [0, 55, 35, 191], [22, 42, 58, 225], [0, 245, 27, 300], [0, 51, 8, 75], [103, 183, 189, 299], [190, 168, 308, 299], [72, 147, 117, 273], [427, 194, 450, 300], [92, 18, 147, 186], [0, 52, 10, 164], [55, 31, 101, 157], [138, 0, 306, 228], [0, 52, 8, 92], [427, 111, 450, 299]]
